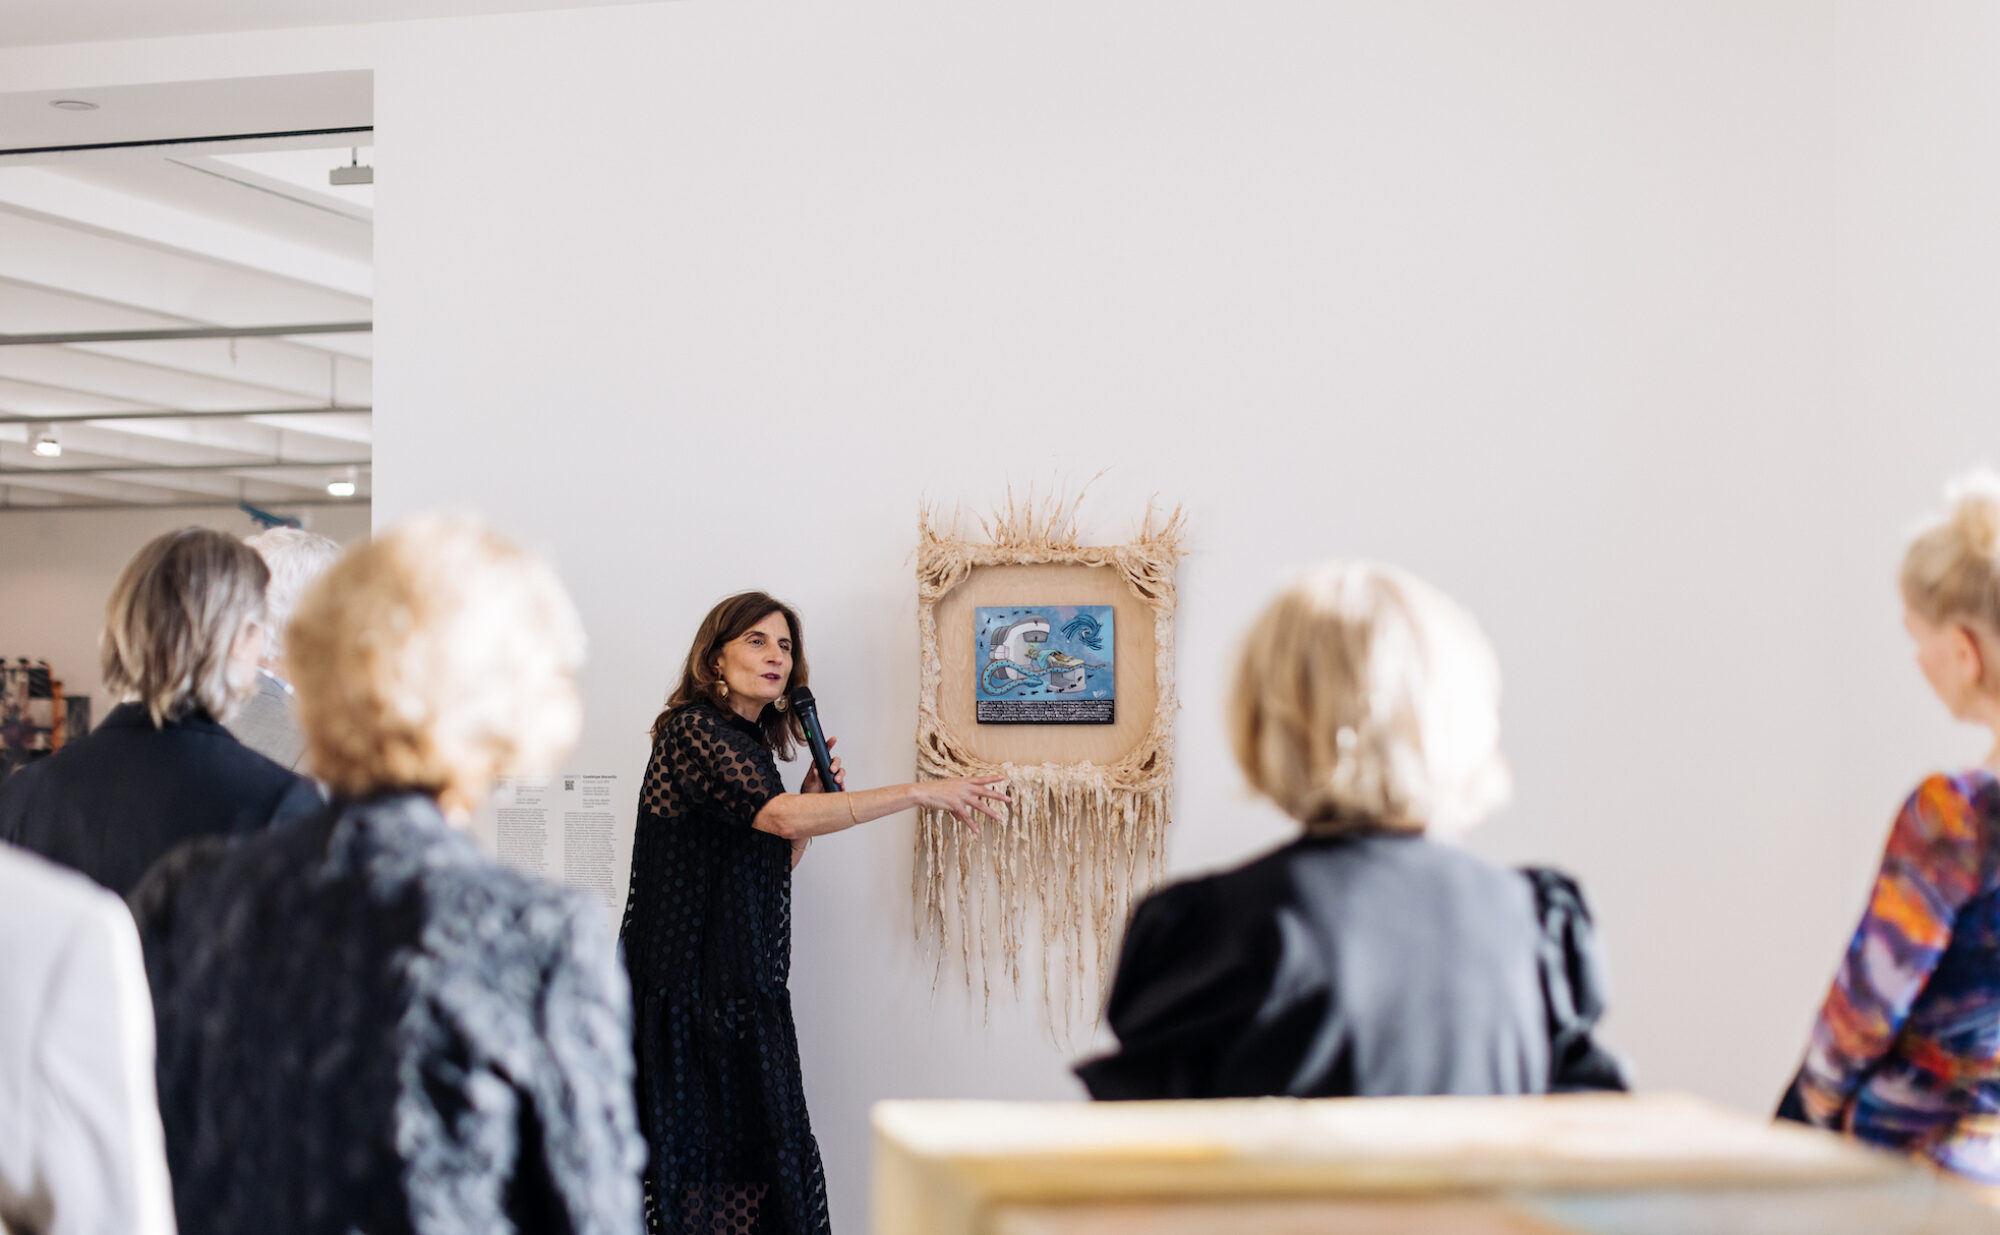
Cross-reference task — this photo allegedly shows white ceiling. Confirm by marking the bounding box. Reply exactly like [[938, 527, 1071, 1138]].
[[0, 73, 374, 511], [0, 0, 661, 50], [0, 71, 371, 154]]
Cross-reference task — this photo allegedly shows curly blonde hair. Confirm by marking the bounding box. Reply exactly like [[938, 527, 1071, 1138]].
[[288, 514, 585, 813], [1229, 561, 1511, 837]]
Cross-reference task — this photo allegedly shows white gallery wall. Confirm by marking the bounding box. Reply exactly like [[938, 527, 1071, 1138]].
[[0, 504, 371, 707], [7, 5, 1999, 1231]]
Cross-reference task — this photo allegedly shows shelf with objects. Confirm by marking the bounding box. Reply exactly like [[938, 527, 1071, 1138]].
[[0, 659, 91, 784]]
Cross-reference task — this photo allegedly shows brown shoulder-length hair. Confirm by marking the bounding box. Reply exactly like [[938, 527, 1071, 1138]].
[[652, 591, 808, 757]]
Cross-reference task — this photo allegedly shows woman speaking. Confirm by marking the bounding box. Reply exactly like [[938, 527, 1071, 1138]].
[[620, 591, 1006, 1235]]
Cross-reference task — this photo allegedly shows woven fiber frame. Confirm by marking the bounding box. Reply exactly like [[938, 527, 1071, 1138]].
[[914, 489, 1184, 1030]]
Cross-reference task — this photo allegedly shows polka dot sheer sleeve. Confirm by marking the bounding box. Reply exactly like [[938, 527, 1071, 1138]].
[[647, 705, 786, 828]]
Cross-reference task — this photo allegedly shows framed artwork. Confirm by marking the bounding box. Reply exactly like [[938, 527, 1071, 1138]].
[[914, 487, 1183, 1030], [974, 604, 1115, 724]]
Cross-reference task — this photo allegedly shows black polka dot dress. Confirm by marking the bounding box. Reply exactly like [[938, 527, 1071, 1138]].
[[619, 700, 831, 1235]]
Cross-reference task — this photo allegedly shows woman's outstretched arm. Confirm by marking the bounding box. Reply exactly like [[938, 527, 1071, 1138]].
[[752, 737, 1007, 842]]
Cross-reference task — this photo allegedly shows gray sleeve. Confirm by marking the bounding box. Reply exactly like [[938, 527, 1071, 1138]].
[[517, 902, 646, 1235]]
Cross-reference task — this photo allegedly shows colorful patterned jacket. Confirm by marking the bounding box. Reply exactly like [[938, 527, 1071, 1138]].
[[1792, 770, 2000, 1182]]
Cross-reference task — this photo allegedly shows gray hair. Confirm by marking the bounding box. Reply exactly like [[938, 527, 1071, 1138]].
[[245, 527, 342, 668], [102, 528, 270, 726]]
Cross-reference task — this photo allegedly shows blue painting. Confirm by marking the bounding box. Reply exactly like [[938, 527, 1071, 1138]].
[[974, 605, 1115, 724]]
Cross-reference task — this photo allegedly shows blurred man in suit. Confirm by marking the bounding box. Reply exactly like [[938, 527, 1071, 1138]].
[[228, 528, 340, 773]]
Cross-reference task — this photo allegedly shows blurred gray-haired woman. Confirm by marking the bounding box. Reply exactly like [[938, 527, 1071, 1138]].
[[1077, 561, 1627, 1100]]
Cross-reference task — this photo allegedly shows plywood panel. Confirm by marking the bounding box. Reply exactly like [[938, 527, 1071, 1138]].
[[990, 1181, 2000, 1235], [872, 1095, 2000, 1235], [993, 1199, 1573, 1235], [934, 563, 1158, 768]]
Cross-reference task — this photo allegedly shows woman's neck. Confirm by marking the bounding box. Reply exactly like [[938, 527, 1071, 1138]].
[[724, 693, 765, 724]]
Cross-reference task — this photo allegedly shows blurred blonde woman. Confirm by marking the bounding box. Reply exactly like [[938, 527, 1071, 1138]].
[[0, 527, 317, 895], [130, 515, 645, 1235], [1781, 471, 2000, 1185], [1076, 561, 1626, 1099]]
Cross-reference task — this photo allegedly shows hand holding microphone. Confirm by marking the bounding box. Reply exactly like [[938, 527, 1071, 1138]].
[[783, 684, 1009, 836], [799, 737, 844, 793], [788, 687, 845, 794]]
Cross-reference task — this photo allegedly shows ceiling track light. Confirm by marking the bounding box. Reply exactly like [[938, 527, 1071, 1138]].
[[25, 422, 61, 459], [329, 147, 374, 187], [48, 99, 99, 112], [326, 465, 359, 498]]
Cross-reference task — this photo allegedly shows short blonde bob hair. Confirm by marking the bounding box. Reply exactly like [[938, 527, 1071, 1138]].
[[102, 528, 269, 726], [288, 514, 585, 813], [1229, 561, 1511, 836], [1902, 468, 2000, 638]]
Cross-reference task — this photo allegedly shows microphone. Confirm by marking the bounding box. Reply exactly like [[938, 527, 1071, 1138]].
[[788, 686, 841, 794]]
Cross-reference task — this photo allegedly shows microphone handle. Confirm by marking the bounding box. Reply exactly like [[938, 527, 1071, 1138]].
[[797, 703, 840, 793]]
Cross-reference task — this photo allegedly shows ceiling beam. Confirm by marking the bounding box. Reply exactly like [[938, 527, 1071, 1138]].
[[0, 382, 370, 459], [0, 345, 343, 412], [0, 465, 325, 504], [0, 404, 369, 424], [0, 321, 370, 346], [0, 275, 372, 364], [0, 424, 365, 478], [0, 497, 369, 513], [0, 199, 371, 315], [0, 458, 370, 477], [0, 165, 371, 296], [0, 127, 373, 161]]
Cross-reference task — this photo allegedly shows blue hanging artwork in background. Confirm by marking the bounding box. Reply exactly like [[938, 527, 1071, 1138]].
[[974, 604, 1115, 724]]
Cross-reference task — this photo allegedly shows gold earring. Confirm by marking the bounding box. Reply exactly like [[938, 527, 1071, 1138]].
[[774, 694, 789, 712], [715, 678, 729, 699]]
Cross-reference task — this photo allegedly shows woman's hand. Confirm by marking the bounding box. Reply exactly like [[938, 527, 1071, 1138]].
[[790, 836, 809, 870], [800, 736, 846, 794], [917, 774, 1010, 833]]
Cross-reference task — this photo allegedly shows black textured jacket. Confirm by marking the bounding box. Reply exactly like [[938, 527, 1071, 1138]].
[[129, 793, 647, 1235], [1075, 831, 1628, 1099], [0, 702, 319, 895]]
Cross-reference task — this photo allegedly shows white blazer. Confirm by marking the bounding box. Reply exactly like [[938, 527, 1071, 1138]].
[[0, 844, 175, 1235]]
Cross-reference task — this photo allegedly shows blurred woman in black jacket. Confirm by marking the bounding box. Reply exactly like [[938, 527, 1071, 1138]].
[[0, 527, 317, 895], [1076, 561, 1625, 1100]]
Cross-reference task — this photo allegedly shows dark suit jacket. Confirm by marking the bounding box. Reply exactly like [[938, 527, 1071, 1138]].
[[224, 670, 306, 772], [1075, 831, 1628, 1100], [0, 702, 319, 896]]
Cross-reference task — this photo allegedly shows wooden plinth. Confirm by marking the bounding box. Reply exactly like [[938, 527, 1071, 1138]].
[[872, 1094, 2000, 1235]]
